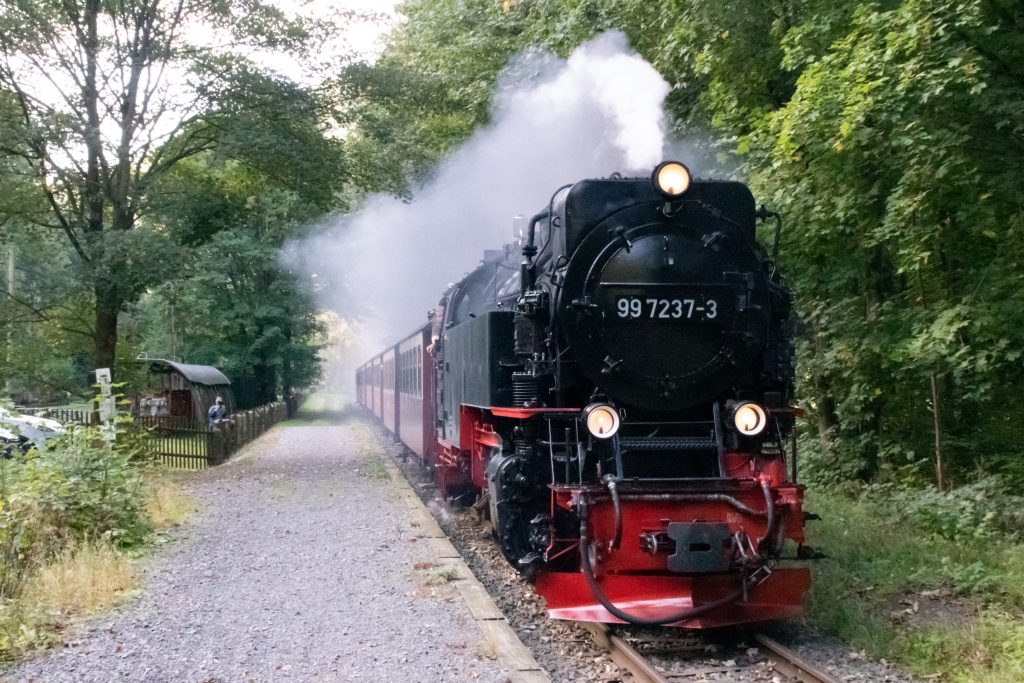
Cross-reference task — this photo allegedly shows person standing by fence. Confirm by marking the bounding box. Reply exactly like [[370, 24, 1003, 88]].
[[207, 396, 227, 428]]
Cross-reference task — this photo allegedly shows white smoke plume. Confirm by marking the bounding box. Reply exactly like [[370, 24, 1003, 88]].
[[295, 32, 706, 392]]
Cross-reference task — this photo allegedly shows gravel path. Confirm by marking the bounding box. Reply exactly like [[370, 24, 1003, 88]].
[[7, 410, 512, 683]]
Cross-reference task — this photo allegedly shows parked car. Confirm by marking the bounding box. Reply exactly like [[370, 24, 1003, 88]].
[[0, 408, 66, 451], [0, 426, 30, 458]]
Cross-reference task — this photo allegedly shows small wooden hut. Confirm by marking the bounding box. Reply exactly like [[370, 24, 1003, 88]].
[[136, 359, 235, 427]]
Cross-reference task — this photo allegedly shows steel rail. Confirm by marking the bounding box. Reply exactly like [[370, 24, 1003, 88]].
[[580, 622, 669, 683], [753, 632, 841, 683], [581, 622, 842, 683]]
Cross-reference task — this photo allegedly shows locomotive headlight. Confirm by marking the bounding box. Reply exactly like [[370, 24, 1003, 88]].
[[731, 402, 768, 436], [652, 161, 692, 197], [584, 404, 621, 439]]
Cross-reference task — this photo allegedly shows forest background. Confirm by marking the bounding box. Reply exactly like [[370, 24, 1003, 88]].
[[0, 0, 1022, 678]]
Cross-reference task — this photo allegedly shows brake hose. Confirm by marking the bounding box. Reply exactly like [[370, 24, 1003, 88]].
[[578, 496, 744, 626]]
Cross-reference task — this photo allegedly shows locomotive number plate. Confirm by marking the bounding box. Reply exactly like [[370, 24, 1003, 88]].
[[604, 285, 731, 322]]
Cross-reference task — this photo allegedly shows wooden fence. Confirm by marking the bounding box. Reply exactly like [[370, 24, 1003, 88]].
[[25, 407, 96, 426], [18, 402, 290, 469]]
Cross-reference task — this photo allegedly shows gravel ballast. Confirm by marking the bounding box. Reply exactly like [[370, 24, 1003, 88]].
[[9, 413, 513, 683]]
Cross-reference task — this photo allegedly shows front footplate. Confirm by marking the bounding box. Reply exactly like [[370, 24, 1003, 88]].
[[535, 567, 810, 628]]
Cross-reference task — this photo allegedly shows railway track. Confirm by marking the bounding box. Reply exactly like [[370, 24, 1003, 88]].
[[581, 622, 841, 683]]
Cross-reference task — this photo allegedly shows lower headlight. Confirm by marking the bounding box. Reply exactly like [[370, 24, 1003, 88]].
[[731, 402, 767, 436], [584, 404, 620, 439]]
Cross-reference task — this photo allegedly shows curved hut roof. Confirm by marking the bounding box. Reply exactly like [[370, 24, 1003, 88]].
[[149, 360, 230, 387]]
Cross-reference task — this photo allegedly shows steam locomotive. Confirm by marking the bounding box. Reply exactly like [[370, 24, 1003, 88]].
[[357, 162, 810, 627]]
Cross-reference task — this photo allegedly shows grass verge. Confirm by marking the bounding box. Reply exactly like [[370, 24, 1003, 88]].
[[145, 473, 194, 530], [277, 392, 353, 426], [806, 490, 1024, 682], [0, 540, 138, 655]]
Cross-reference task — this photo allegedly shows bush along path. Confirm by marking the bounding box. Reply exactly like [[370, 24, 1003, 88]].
[[7, 404, 512, 682], [0, 417, 190, 659]]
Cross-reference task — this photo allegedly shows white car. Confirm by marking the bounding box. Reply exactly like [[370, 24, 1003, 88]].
[[0, 408, 66, 450], [0, 425, 29, 457]]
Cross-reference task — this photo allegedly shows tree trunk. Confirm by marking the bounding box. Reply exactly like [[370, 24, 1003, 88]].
[[94, 279, 121, 372], [282, 321, 294, 413], [931, 370, 944, 491], [861, 403, 883, 480], [812, 334, 838, 455], [255, 365, 277, 405]]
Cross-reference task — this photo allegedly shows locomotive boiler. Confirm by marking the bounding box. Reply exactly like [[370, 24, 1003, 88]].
[[357, 162, 810, 627]]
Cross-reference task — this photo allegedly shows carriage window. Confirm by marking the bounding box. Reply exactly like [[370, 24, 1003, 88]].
[[415, 346, 421, 397]]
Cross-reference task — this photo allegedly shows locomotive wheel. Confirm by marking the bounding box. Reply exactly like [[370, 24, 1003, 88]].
[[494, 502, 541, 581], [488, 453, 542, 569]]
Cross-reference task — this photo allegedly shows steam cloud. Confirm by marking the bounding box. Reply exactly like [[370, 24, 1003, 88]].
[[295, 32, 704, 391]]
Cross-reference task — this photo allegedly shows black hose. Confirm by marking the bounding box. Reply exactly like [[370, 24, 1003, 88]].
[[578, 497, 743, 626]]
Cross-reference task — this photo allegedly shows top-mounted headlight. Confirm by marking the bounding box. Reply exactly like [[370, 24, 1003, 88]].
[[731, 401, 768, 436], [652, 161, 692, 198], [584, 403, 621, 439]]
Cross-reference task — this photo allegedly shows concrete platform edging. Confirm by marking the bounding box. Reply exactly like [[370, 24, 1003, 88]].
[[380, 456, 551, 683]]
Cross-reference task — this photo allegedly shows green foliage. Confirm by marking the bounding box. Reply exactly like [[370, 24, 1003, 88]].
[[901, 612, 1024, 683], [0, 227, 93, 401], [807, 489, 1024, 680], [865, 475, 1024, 543], [354, 0, 1024, 491], [0, 426, 151, 600], [747, 0, 1024, 483]]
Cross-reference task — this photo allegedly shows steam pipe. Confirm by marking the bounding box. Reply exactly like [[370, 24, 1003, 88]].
[[756, 204, 784, 280], [603, 475, 622, 550], [756, 481, 778, 553], [520, 209, 549, 291], [770, 212, 783, 278], [586, 492, 768, 518], [578, 496, 743, 626]]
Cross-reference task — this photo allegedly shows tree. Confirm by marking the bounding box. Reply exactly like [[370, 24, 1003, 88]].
[[123, 154, 328, 406], [0, 0, 338, 373], [749, 0, 1024, 485]]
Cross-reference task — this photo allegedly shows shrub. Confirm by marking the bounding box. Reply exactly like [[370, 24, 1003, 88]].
[[0, 424, 152, 601], [863, 476, 1024, 543]]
